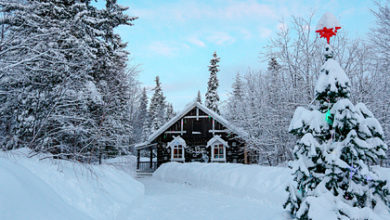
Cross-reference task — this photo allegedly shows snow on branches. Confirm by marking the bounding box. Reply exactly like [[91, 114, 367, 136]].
[[285, 15, 390, 219]]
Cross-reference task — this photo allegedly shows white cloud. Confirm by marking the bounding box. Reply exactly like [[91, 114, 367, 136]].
[[148, 41, 179, 57], [258, 27, 272, 39], [222, 0, 277, 20], [207, 32, 235, 45], [188, 37, 206, 47], [133, 0, 278, 22], [238, 28, 253, 40]]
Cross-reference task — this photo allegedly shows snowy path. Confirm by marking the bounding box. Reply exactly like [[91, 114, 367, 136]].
[[128, 177, 285, 220]]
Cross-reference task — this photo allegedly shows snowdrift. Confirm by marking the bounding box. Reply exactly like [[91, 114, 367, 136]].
[[154, 162, 292, 202], [155, 162, 390, 219], [0, 149, 144, 220]]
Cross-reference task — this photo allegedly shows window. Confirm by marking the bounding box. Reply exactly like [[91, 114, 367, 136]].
[[206, 136, 228, 162], [167, 136, 186, 161], [213, 144, 224, 159], [211, 144, 226, 162], [173, 145, 183, 159]]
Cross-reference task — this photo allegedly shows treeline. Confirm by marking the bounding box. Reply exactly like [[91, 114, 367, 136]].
[[224, 5, 390, 166], [0, 0, 138, 163]]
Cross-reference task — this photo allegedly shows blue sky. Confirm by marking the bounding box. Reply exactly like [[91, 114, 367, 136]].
[[97, 0, 375, 110]]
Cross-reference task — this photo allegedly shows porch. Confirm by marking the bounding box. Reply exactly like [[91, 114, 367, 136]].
[[136, 143, 158, 173]]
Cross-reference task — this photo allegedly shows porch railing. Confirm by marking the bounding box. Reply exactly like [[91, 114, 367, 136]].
[[137, 161, 157, 171]]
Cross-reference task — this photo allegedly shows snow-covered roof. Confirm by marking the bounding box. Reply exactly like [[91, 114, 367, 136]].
[[167, 136, 187, 148], [206, 135, 229, 148], [134, 142, 157, 150], [136, 101, 248, 149]]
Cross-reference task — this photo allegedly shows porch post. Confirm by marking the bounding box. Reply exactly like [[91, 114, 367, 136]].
[[244, 144, 248, 164], [150, 146, 153, 169], [137, 149, 140, 170]]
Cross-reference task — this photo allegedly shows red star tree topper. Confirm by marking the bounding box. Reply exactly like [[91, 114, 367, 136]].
[[316, 12, 341, 44]]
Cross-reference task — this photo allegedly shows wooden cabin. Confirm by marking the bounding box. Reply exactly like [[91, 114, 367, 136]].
[[135, 101, 255, 172]]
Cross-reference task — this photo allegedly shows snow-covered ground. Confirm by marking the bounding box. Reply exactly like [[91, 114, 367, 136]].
[[154, 162, 291, 201], [0, 149, 144, 220], [2, 150, 390, 220], [129, 162, 293, 220], [129, 177, 290, 220]]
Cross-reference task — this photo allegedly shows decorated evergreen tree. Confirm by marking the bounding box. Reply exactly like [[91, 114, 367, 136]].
[[284, 13, 390, 219], [149, 76, 166, 133], [205, 51, 220, 114]]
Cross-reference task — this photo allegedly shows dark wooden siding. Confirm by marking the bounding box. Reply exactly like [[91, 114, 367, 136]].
[[153, 107, 249, 166]]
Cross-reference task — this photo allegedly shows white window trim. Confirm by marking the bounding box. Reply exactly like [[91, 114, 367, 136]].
[[211, 143, 226, 162], [171, 144, 185, 162], [206, 136, 229, 162], [167, 136, 186, 162]]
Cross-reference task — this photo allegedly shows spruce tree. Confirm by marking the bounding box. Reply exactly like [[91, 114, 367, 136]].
[[91, 0, 136, 160], [226, 72, 243, 123], [284, 43, 390, 219], [133, 87, 149, 143], [165, 103, 175, 121], [205, 51, 220, 114], [0, 0, 137, 161], [149, 76, 166, 133], [196, 90, 202, 104], [0, 1, 97, 156], [267, 57, 281, 103]]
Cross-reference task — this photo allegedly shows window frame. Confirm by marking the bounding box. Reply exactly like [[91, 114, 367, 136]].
[[211, 143, 226, 162], [170, 144, 185, 162], [172, 145, 184, 160], [167, 136, 186, 162]]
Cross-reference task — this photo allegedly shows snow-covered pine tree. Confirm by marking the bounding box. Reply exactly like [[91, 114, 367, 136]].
[[126, 67, 141, 147], [141, 119, 151, 142], [165, 103, 175, 121], [205, 51, 220, 114], [370, 0, 390, 165], [0, 1, 97, 157], [228, 72, 244, 122], [263, 57, 292, 163], [149, 76, 167, 133], [284, 44, 390, 219], [133, 87, 149, 144], [0, 0, 137, 161], [90, 0, 137, 160], [196, 90, 202, 104]]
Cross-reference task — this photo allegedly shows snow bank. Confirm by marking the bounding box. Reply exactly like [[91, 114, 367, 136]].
[[0, 149, 144, 220], [104, 154, 137, 176], [0, 157, 91, 220], [154, 162, 291, 202]]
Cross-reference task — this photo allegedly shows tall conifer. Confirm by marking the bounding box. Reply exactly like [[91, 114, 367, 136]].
[[205, 51, 220, 114]]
